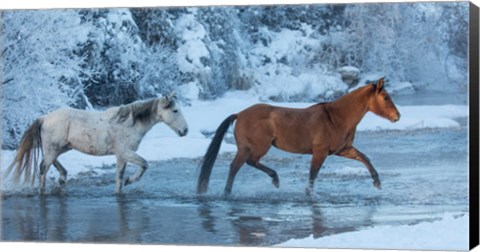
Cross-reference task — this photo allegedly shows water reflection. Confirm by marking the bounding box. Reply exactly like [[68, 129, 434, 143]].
[[3, 194, 152, 243], [83, 195, 148, 243], [116, 195, 131, 241], [196, 198, 217, 234], [228, 205, 268, 245], [6, 195, 68, 241], [310, 201, 328, 238], [41, 196, 68, 241], [11, 196, 45, 241], [193, 196, 378, 246]]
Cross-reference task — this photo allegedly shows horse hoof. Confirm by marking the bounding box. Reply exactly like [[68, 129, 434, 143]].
[[124, 179, 131, 186], [305, 187, 312, 196], [373, 181, 382, 189]]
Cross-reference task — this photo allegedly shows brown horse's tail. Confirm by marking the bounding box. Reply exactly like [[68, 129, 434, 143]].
[[197, 114, 237, 194], [4, 118, 44, 186]]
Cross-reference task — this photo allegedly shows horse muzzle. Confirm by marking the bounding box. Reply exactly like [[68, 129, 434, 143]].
[[391, 112, 401, 123], [178, 128, 188, 137]]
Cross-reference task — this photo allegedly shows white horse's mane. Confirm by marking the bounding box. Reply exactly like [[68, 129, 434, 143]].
[[114, 98, 164, 125]]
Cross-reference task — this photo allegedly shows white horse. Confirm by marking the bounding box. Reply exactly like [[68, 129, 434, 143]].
[[4, 94, 188, 194]]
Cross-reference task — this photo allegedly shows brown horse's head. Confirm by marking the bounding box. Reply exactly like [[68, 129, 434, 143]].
[[368, 78, 401, 122]]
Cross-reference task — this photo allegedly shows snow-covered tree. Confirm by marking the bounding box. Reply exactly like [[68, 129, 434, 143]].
[[131, 7, 185, 49], [341, 2, 468, 92], [1, 3, 469, 147], [197, 6, 250, 98], [78, 8, 147, 106], [2, 9, 92, 148]]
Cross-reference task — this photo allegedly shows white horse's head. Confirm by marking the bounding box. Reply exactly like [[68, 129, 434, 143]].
[[158, 94, 188, 137]]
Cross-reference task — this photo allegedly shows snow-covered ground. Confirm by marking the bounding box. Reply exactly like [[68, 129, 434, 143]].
[[1, 91, 470, 250], [277, 212, 469, 250]]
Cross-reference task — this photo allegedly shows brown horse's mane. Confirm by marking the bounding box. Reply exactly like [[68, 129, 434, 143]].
[[114, 98, 160, 125], [309, 84, 374, 109], [336, 84, 374, 102]]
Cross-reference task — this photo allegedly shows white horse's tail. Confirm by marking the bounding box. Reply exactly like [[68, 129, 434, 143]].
[[4, 118, 44, 186]]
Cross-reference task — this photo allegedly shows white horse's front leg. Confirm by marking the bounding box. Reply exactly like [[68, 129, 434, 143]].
[[115, 159, 127, 194], [123, 152, 148, 186], [53, 160, 68, 187]]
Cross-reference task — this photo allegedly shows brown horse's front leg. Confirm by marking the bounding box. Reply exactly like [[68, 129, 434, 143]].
[[246, 159, 279, 188], [336, 147, 381, 189], [306, 150, 328, 196]]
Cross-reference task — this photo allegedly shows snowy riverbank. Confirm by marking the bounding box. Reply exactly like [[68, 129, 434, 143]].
[[277, 212, 469, 250]]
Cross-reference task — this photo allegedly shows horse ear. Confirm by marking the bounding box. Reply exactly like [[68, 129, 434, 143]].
[[376, 77, 385, 93], [162, 94, 175, 109], [169, 91, 177, 100], [164, 92, 177, 102]]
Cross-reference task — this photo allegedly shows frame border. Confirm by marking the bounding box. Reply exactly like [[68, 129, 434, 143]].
[[470, 1, 480, 250]]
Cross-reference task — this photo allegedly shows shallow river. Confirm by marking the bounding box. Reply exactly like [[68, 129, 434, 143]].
[[1, 126, 469, 247]]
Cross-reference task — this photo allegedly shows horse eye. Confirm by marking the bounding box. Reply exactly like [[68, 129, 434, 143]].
[[172, 109, 178, 113], [384, 96, 389, 101]]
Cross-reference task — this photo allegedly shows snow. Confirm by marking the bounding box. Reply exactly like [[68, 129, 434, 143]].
[[1, 92, 467, 190], [337, 66, 360, 81], [179, 82, 201, 101], [390, 81, 415, 95], [277, 213, 469, 251], [248, 27, 348, 101], [360, 104, 467, 130], [175, 12, 210, 73]]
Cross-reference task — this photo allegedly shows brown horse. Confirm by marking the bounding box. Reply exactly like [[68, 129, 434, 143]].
[[197, 78, 400, 196]]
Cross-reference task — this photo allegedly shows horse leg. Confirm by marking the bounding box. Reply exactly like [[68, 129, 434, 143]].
[[39, 158, 54, 194], [336, 147, 381, 189], [224, 148, 249, 195], [37, 144, 64, 194], [306, 149, 328, 196], [123, 152, 148, 187], [115, 158, 127, 194], [246, 158, 279, 188], [244, 136, 279, 188], [53, 160, 68, 186], [39, 160, 48, 194]]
